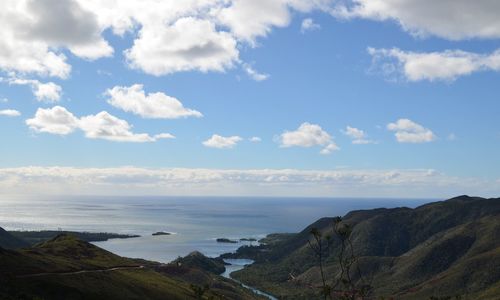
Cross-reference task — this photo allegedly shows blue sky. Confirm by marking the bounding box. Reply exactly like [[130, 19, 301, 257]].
[[0, 0, 499, 197]]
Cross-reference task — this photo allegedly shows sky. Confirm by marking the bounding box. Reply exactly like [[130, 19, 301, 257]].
[[0, 0, 499, 198]]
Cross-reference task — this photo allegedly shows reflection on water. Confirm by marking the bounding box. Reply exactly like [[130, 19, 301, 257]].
[[0, 195, 430, 262], [222, 259, 278, 300]]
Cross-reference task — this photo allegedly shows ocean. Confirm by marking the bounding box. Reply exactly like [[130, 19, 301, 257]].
[[0, 196, 432, 262]]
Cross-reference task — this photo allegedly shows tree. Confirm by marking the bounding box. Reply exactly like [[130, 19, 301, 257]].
[[308, 217, 372, 300]]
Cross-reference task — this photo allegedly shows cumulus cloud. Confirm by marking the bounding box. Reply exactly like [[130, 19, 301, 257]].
[[0, 0, 115, 78], [125, 17, 239, 76], [1, 0, 334, 78], [79, 112, 158, 142], [203, 134, 243, 149], [26, 106, 174, 142], [387, 119, 436, 143], [7, 78, 62, 102], [0, 166, 498, 198], [279, 122, 339, 154], [26, 106, 79, 135], [301, 18, 321, 33], [0, 109, 21, 117], [106, 84, 202, 119], [242, 63, 270, 81], [332, 0, 500, 40], [216, 0, 292, 43], [342, 126, 375, 144], [368, 47, 500, 82], [23, 0, 113, 60]]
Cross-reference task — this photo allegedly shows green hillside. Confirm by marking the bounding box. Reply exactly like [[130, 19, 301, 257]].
[[0, 234, 263, 300], [231, 195, 500, 299]]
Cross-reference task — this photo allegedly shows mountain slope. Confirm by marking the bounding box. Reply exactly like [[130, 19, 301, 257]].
[[0, 234, 263, 300], [232, 195, 500, 299], [0, 227, 28, 250]]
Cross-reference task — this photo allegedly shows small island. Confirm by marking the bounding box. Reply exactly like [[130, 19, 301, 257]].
[[152, 231, 172, 236], [216, 238, 238, 243], [239, 238, 257, 242]]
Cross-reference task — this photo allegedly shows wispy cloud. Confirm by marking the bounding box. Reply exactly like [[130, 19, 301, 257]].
[[368, 47, 500, 82], [301, 18, 321, 33], [203, 134, 243, 149], [387, 119, 436, 143], [0, 109, 21, 117], [341, 126, 376, 144]]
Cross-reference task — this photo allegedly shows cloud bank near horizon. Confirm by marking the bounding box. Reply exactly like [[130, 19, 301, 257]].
[[0, 166, 497, 198]]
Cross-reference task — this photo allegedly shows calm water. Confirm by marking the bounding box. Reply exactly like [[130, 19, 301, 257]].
[[0, 196, 432, 262]]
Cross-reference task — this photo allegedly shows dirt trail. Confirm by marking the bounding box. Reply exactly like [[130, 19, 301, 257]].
[[16, 265, 145, 278]]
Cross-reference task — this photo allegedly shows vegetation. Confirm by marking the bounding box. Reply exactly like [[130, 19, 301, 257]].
[[172, 251, 226, 274], [0, 234, 264, 300], [308, 217, 372, 299], [216, 238, 238, 243], [152, 231, 171, 236], [8, 230, 139, 246], [231, 195, 500, 299], [240, 238, 258, 242]]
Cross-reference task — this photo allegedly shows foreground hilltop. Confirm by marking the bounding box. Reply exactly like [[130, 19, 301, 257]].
[[0, 234, 264, 300], [231, 195, 500, 299]]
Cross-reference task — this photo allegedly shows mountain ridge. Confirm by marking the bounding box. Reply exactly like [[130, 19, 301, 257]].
[[231, 195, 500, 299]]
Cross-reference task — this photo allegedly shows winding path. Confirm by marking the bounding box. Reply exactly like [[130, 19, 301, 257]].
[[16, 265, 145, 278]]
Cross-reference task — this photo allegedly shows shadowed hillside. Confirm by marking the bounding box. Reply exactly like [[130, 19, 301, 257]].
[[0, 227, 28, 250], [231, 195, 500, 299], [0, 234, 264, 300]]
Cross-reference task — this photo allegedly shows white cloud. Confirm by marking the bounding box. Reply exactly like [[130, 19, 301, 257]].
[[106, 84, 202, 119], [0, 109, 21, 117], [301, 18, 321, 33], [387, 119, 436, 143], [154, 133, 176, 140], [216, 0, 292, 44], [203, 134, 243, 149], [26, 106, 79, 135], [0, 0, 116, 78], [342, 126, 375, 144], [26, 106, 174, 142], [249, 136, 262, 142], [79, 112, 157, 143], [368, 47, 500, 82], [5, 78, 62, 102], [242, 63, 270, 81], [125, 17, 239, 76], [0, 0, 334, 79], [0, 166, 498, 198], [33, 82, 63, 102], [332, 0, 500, 40], [279, 122, 339, 154]]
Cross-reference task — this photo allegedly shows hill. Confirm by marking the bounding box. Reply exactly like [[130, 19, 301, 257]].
[[0, 234, 264, 300], [172, 251, 226, 274], [0, 227, 28, 250], [230, 195, 500, 299]]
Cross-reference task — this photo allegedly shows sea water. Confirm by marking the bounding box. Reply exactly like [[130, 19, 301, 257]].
[[0, 196, 431, 262]]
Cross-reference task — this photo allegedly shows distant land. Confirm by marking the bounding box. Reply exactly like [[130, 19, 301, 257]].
[[1, 195, 499, 299], [7, 230, 140, 246]]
